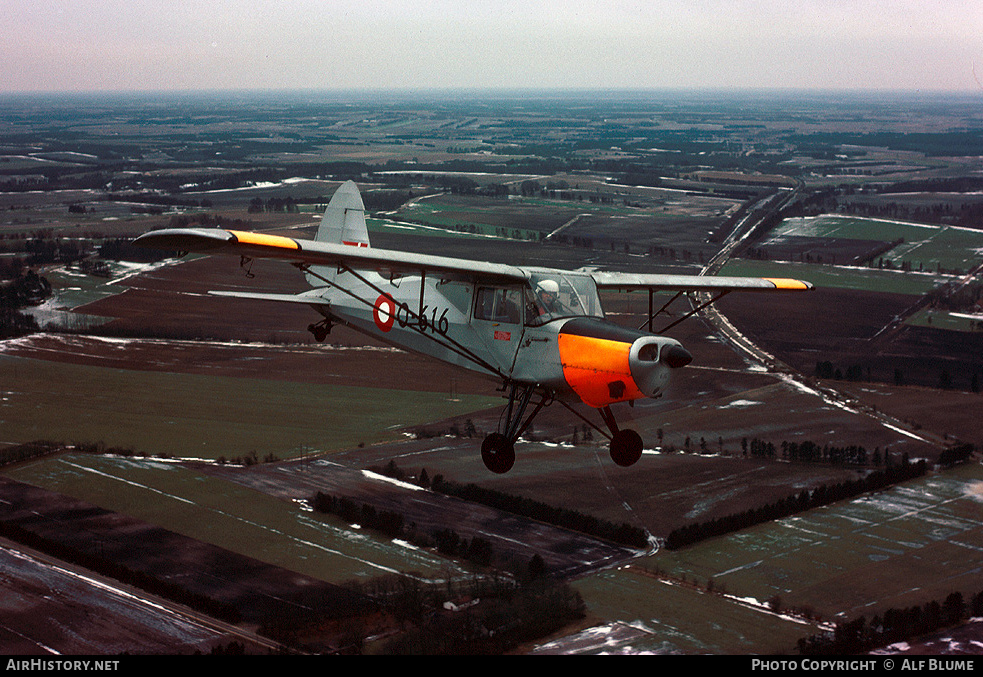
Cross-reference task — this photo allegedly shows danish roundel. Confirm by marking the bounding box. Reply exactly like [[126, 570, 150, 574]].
[[373, 293, 396, 332]]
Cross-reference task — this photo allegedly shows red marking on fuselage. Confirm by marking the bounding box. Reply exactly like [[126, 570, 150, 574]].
[[373, 294, 395, 332]]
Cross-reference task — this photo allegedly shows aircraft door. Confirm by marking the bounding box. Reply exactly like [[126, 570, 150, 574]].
[[472, 286, 523, 374], [512, 313, 565, 389]]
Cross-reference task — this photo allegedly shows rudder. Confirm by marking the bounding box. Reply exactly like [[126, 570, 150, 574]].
[[306, 180, 369, 286]]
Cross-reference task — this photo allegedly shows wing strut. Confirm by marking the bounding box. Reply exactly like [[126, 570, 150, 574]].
[[554, 399, 645, 467], [638, 290, 684, 332], [638, 290, 732, 335], [555, 399, 611, 441], [299, 263, 508, 381]]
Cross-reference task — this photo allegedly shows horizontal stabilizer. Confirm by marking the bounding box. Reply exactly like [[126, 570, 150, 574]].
[[210, 290, 329, 304]]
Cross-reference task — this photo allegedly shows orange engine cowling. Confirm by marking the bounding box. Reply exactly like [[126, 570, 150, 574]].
[[557, 319, 691, 408]]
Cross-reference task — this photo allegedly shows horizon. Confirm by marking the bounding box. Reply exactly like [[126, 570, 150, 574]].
[[5, 1, 982, 96], [2, 85, 981, 101]]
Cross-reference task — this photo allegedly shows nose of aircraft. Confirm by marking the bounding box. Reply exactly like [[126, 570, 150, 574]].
[[629, 336, 692, 397], [662, 343, 693, 369]]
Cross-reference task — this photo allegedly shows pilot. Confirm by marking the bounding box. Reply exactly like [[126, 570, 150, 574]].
[[536, 279, 560, 313]]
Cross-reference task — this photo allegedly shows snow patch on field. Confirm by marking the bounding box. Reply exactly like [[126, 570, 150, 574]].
[[720, 399, 762, 409]]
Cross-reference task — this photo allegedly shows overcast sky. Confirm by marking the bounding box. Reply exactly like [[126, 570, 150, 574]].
[[4, 0, 982, 94]]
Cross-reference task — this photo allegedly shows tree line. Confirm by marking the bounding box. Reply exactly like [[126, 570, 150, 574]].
[[816, 357, 983, 394], [378, 460, 648, 549], [798, 589, 983, 655], [0, 516, 241, 624], [0, 269, 50, 338], [743, 434, 901, 467], [311, 491, 496, 568], [376, 574, 585, 655], [429, 476, 649, 549], [337, 567, 585, 655], [324, 459, 649, 551], [664, 458, 928, 550], [0, 440, 63, 467], [0, 231, 170, 281]]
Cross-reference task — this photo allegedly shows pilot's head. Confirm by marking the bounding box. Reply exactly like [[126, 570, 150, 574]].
[[537, 279, 559, 305]]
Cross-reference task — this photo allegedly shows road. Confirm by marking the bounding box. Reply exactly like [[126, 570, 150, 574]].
[[693, 186, 946, 449]]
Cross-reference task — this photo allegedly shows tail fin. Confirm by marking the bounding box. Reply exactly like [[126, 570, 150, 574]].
[[306, 180, 368, 286]]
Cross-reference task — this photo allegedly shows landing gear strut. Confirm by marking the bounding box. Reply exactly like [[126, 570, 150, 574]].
[[480, 382, 551, 474], [480, 385, 646, 473]]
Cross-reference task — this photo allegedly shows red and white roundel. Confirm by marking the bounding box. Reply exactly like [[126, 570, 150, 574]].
[[373, 294, 396, 332]]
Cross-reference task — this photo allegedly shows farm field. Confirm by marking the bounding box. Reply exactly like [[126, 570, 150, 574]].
[[766, 214, 983, 274], [906, 307, 983, 333], [2, 453, 467, 583], [564, 462, 983, 654], [0, 352, 499, 459], [567, 568, 819, 654], [0, 541, 227, 654], [2, 213, 977, 654], [653, 461, 983, 615], [4, 440, 980, 654], [389, 191, 736, 255]]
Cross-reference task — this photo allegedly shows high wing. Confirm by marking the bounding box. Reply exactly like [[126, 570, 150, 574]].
[[132, 227, 527, 285], [587, 269, 812, 335], [589, 270, 813, 293], [135, 227, 814, 293]]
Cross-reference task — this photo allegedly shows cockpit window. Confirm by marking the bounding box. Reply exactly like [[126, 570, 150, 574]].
[[524, 272, 603, 326], [475, 287, 521, 324]]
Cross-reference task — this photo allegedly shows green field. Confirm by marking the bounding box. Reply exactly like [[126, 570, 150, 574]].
[[773, 214, 983, 273], [905, 308, 983, 333], [0, 355, 500, 460]]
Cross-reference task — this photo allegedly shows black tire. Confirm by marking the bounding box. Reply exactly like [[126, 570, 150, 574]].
[[610, 429, 643, 467], [481, 433, 516, 474]]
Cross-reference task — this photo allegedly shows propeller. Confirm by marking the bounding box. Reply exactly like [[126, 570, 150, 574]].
[[629, 336, 692, 397]]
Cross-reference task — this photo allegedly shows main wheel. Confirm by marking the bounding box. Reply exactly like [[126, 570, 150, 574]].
[[610, 429, 643, 467], [481, 433, 516, 474]]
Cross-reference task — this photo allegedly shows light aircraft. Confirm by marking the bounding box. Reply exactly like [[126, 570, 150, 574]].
[[134, 181, 812, 473]]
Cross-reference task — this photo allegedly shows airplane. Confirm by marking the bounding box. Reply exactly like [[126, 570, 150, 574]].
[[134, 180, 812, 474]]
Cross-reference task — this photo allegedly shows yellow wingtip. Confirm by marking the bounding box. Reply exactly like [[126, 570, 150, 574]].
[[764, 278, 812, 290], [228, 230, 299, 250]]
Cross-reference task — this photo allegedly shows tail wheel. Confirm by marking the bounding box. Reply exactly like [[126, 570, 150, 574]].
[[308, 321, 330, 342], [481, 433, 516, 474], [610, 429, 643, 467]]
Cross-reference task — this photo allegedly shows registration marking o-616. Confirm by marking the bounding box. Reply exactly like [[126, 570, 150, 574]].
[[395, 301, 449, 335]]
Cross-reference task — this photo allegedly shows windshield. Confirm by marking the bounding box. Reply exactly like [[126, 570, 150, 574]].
[[524, 272, 603, 326]]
